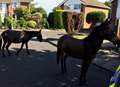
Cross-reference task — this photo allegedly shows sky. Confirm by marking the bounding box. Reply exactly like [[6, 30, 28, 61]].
[[34, 0, 110, 14]]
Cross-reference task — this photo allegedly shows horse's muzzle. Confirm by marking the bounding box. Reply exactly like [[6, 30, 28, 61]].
[[112, 37, 120, 47], [39, 39, 43, 42]]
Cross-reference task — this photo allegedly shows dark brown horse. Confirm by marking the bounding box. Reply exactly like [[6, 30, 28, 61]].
[[57, 18, 120, 84], [0, 29, 42, 57]]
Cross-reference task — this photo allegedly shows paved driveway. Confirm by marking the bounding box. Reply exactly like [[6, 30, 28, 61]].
[[0, 29, 117, 87]]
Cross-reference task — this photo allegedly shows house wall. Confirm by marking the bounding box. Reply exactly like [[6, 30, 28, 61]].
[[0, 0, 30, 22], [0, 0, 11, 3], [0, 3, 7, 22], [7, 4, 14, 16], [20, 2, 30, 8], [83, 6, 109, 28]]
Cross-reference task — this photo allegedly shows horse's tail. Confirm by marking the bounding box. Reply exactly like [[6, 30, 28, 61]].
[[0, 35, 2, 51], [57, 36, 64, 64], [57, 40, 61, 64]]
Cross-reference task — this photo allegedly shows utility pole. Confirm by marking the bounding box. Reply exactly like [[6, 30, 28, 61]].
[[111, 0, 120, 39], [111, 0, 117, 27]]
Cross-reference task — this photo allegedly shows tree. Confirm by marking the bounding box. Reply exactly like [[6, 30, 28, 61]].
[[53, 10, 64, 29], [4, 16, 16, 28], [48, 12, 54, 28], [31, 7, 47, 18], [15, 7, 31, 20], [104, 1, 111, 7], [0, 14, 2, 28], [27, 20, 37, 28], [86, 11, 106, 29], [17, 18, 27, 29]]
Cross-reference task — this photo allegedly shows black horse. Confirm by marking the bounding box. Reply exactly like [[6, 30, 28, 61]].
[[57, 18, 120, 84], [0, 30, 42, 57]]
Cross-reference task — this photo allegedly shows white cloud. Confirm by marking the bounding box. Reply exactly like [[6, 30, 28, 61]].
[[98, 0, 110, 2], [34, 0, 64, 14], [33, 0, 110, 14]]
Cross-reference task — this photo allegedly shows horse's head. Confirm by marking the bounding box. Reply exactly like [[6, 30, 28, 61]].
[[36, 30, 43, 42], [94, 18, 120, 45]]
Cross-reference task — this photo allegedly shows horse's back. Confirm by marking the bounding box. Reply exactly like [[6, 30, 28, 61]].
[[0, 35, 2, 50], [58, 34, 85, 58], [1, 30, 24, 42]]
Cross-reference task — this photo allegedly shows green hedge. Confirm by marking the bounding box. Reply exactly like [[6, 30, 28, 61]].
[[0, 14, 2, 28], [53, 10, 64, 29], [62, 12, 71, 32], [47, 12, 54, 28], [4, 16, 16, 28], [27, 20, 37, 28], [17, 17, 26, 28], [42, 18, 49, 28]]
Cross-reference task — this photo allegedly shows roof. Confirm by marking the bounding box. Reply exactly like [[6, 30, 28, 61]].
[[81, 0, 110, 9], [20, 0, 31, 3], [58, 0, 110, 9], [0, 0, 11, 3], [58, 0, 85, 7], [0, 0, 31, 3]]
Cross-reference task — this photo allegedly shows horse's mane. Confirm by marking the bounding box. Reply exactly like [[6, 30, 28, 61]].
[[84, 18, 111, 41], [90, 18, 111, 34]]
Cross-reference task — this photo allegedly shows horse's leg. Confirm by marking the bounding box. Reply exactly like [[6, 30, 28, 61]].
[[63, 54, 68, 72], [61, 54, 64, 73], [16, 42, 24, 55], [6, 42, 11, 56], [25, 42, 30, 55], [0, 37, 2, 51], [79, 59, 92, 84], [2, 41, 7, 57]]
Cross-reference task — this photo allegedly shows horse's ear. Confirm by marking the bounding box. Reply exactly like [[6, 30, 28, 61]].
[[105, 18, 110, 22], [104, 17, 111, 24], [39, 29, 42, 32]]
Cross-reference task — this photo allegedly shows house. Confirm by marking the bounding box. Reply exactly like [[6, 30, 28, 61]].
[[58, 0, 110, 28], [0, 0, 31, 22]]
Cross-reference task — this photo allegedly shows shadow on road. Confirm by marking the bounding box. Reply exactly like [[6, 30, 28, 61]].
[[0, 48, 82, 87], [0, 47, 111, 87]]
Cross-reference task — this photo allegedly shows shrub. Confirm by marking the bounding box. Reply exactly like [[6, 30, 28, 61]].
[[42, 18, 49, 28], [15, 7, 30, 20], [27, 20, 37, 28], [32, 12, 42, 18], [0, 14, 2, 28], [62, 12, 69, 32], [47, 12, 54, 28], [4, 16, 16, 28], [12, 19, 17, 29], [86, 11, 106, 24], [17, 18, 26, 28]]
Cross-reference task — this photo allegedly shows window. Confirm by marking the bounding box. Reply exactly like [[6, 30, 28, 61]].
[[74, 4, 81, 10], [0, 4, 2, 11], [12, 2, 17, 8]]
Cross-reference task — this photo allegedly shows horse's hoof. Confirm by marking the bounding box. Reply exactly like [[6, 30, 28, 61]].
[[79, 81, 87, 86], [15, 53, 18, 56], [2, 55, 6, 57], [61, 71, 67, 75], [61, 70, 66, 74], [8, 54, 11, 56], [79, 79, 87, 85], [27, 53, 30, 55]]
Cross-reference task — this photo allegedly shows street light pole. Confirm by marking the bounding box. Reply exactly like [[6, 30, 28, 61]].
[[110, 0, 120, 39], [111, 0, 118, 27]]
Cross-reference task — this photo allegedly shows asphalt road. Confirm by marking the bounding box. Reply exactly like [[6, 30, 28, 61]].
[[0, 30, 112, 87]]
